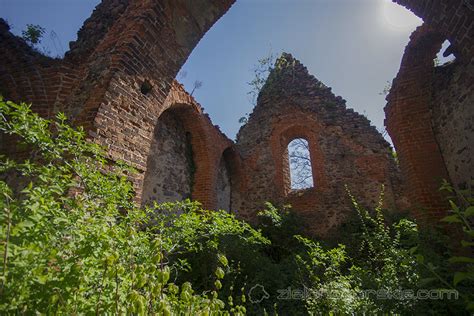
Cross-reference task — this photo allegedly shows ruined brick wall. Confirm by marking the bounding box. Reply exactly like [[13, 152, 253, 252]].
[[393, 0, 473, 62], [140, 81, 234, 208], [385, 2, 473, 221], [236, 54, 403, 236], [0, 20, 78, 118], [431, 61, 474, 191], [1, 0, 472, 230], [385, 25, 450, 221], [141, 109, 194, 205], [0, 0, 235, 210]]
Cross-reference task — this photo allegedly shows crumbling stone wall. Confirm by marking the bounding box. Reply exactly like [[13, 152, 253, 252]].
[[141, 109, 194, 206], [235, 54, 403, 236], [431, 61, 474, 192], [385, 25, 450, 222], [385, 8, 473, 222], [216, 156, 232, 211], [0, 0, 235, 210], [141, 81, 234, 208], [1, 0, 472, 233]]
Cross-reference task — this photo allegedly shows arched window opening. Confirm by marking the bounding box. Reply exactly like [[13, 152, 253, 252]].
[[216, 153, 231, 211], [141, 108, 194, 206], [288, 138, 314, 190], [434, 40, 456, 66]]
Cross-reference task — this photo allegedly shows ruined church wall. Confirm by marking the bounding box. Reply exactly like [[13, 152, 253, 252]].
[[0, 0, 235, 210], [141, 110, 193, 206], [1, 0, 472, 225], [431, 61, 474, 191], [385, 12, 473, 221], [236, 55, 403, 236]]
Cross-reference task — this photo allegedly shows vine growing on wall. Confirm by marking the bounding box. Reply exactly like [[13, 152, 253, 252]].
[[240, 52, 297, 125]]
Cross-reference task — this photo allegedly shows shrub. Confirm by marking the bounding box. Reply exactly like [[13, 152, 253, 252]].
[[1, 98, 471, 314], [0, 98, 246, 314]]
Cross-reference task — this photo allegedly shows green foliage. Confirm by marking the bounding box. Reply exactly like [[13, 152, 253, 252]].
[[238, 113, 249, 125], [295, 235, 366, 314], [1, 98, 471, 314], [379, 80, 392, 96], [414, 180, 474, 312], [21, 24, 45, 46], [247, 52, 275, 105], [391, 149, 399, 165], [0, 98, 246, 314], [296, 186, 421, 314], [345, 185, 420, 313]]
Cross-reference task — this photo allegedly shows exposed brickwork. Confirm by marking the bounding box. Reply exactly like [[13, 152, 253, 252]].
[[386, 1, 473, 221], [393, 0, 473, 62], [0, 20, 79, 117], [0, 0, 235, 210], [1, 0, 472, 234], [385, 25, 450, 222], [385, 12, 473, 222], [235, 54, 403, 236]]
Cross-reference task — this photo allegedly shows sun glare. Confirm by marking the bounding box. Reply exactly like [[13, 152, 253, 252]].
[[380, 0, 422, 31]]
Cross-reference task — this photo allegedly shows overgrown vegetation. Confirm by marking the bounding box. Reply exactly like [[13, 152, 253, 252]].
[[1, 98, 472, 314], [0, 99, 246, 314], [20, 23, 63, 57], [246, 52, 276, 107], [21, 24, 45, 46]]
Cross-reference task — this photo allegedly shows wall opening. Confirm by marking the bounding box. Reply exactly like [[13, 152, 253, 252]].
[[288, 138, 314, 190], [216, 153, 232, 211], [434, 40, 456, 66], [141, 108, 194, 206]]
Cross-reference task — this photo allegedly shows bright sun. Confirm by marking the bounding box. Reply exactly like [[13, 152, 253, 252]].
[[380, 0, 422, 31]]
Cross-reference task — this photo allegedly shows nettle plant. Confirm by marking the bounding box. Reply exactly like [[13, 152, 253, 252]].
[[0, 98, 248, 315]]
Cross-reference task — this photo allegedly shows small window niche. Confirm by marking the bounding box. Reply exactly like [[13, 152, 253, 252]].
[[434, 40, 456, 66], [288, 138, 314, 190]]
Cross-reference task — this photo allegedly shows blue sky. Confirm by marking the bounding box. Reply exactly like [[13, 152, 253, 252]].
[[2, 0, 435, 142]]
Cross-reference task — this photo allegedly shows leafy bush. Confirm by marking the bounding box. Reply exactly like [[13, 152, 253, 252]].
[[414, 181, 474, 312], [345, 186, 420, 313], [295, 187, 420, 314], [21, 24, 45, 46], [0, 98, 246, 314], [1, 98, 471, 314]]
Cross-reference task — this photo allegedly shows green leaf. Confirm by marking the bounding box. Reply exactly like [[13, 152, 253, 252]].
[[215, 267, 225, 279], [218, 253, 228, 267], [35, 274, 48, 285], [418, 277, 437, 287], [409, 246, 418, 255], [440, 215, 462, 223], [416, 254, 424, 264], [461, 240, 474, 247], [449, 200, 460, 213], [449, 256, 474, 264], [453, 272, 470, 286], [464, 206, 474, 217]]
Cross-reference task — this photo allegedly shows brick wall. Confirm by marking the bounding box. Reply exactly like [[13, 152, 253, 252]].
[[431, 61, 474, 191], [393, 0, 473, 61], [1, 0, 472, 232], [385, 7, 473, 222], [236, 54, 403, 236], [0, 0, 235, 210]]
